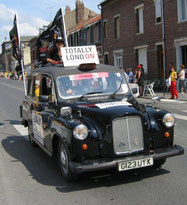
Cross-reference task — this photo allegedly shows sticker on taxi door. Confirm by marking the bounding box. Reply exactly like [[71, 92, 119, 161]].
[[32, 112, 44, 145]]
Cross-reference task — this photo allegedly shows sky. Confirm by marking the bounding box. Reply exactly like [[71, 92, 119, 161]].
[[0, 0, 101, 52]]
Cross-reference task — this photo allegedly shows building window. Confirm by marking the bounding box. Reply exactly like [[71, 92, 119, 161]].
[[90, 26, 94, 44], [135, 47, 148, 73], [98, 21, 102, 42], [103, 20, 108, 39], [155, 0, 162, 23], [178, 0, 187, 22], [113, 50, 123, 69], [83, 29, 87, 45], [104, 53, 109, 64], [135, 5, 144, 33], [114, 16, 120, 39]]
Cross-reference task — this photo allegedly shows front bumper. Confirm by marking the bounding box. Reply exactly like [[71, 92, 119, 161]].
[[69, 145, 184, 174]]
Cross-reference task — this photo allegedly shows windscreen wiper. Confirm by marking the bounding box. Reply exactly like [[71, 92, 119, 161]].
[[78, 92, 104, 101], [110, 78, 123, 98]]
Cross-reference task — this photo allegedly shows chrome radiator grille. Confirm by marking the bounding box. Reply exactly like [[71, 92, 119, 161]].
[[112, 116, 144, 155]]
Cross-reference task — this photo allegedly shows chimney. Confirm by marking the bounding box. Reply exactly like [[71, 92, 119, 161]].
[[65, 5, 71, 14], [76, 0, 84, 24], [88, 11, 93, 19]]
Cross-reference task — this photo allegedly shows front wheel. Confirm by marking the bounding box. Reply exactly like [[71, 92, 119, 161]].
[[58, 140, 78, 182]]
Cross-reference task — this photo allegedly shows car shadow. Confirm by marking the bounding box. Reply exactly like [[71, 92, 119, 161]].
[[0, 122, 4, 126], [4, 120, 21, 125], [1, 135, 170, 193]]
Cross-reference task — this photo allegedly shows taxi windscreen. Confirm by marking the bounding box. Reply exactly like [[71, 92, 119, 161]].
[[56, 72, 129, 99]]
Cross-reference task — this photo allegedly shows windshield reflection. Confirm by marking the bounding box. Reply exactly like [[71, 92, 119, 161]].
[[56, 72, 129, 99]]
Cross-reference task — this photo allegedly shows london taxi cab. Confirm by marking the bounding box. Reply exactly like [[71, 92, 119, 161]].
[[20, 46, 184, 181]]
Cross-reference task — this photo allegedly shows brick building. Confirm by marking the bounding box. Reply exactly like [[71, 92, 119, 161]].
[[65, 0, 97, 33], [29, 36, 37, 71], [0, 36, 34, 72], [100, 0, 187, 80], [0, 41, 13, 71], [68, 14, 102, 62]]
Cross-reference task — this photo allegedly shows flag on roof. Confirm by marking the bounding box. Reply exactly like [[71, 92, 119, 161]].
[[37, 8, 68, 63]]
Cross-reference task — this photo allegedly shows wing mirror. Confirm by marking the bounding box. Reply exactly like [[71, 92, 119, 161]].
[[60, 107, 72, 118], [152, 96, 161, 107]]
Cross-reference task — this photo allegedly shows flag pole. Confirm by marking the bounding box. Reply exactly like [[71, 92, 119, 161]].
[[16, 12, 27, 96], [61, 7, 69, 47]]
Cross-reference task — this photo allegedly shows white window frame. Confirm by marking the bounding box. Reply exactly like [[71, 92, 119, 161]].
[[155, 0, 162, 24], [134, 46, 148, 74], [174, 37, 187, 71], [177, 0, 187, 23], [113, 14, 120, 39], [113, 49, 123, 69], [103, 19, 108, 39], [135, 4, 144, 34]]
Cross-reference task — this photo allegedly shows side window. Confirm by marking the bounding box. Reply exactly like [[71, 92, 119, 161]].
[[41, 75, 52, 97], [32, 75, 41, 98]]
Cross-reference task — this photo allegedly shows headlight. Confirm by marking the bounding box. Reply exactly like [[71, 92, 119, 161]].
[[73, 124, 89, 140], [163, 113, 175, 128]]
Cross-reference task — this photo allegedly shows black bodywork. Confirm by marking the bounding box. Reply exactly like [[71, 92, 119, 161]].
[[20, 64, 184, 176]]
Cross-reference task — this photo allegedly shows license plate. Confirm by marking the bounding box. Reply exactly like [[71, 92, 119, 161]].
[[118, 157, 153, 171]]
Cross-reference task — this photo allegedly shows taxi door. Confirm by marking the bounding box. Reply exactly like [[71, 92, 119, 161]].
[[29, 74, 55, 150]]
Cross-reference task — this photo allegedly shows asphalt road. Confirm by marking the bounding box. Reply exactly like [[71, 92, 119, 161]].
[[0, 78, 186, 205]]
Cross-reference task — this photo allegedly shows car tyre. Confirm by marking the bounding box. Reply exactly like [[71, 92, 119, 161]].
[[58, 139, 78, 182], [154, 159, 166, 168], [28, 123, 38, 147]]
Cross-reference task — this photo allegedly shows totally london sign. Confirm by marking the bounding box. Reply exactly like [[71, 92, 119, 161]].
[[61, 46, 100, 67]]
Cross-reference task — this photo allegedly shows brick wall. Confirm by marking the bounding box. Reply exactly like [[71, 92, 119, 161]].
[[101, 0, 187, 80]]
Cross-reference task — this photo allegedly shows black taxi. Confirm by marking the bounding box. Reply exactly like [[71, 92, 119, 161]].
[[20, 63, 184, 181]]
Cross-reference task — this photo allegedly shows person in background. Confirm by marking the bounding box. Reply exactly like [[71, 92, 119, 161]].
[[128, 68, 134, 83], [168, 62, 174, 76], [140, 64, 145, 77], [137, 64, 144, 96], [124, 69, 129, 83], [133, 69, 138, 84], [46, 37, 64, 65], [170, 65, 178, 100], [178, 64, 185, 95]]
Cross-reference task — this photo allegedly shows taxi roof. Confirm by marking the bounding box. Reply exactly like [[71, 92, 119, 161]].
[[31, 64, 122, 80]]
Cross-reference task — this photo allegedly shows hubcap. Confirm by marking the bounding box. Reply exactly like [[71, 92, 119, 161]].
[[60, 149, 68, 175]]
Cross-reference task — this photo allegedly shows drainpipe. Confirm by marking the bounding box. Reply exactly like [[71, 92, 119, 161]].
[[98, 3, 104, 64], [161, 0, 166, 96]]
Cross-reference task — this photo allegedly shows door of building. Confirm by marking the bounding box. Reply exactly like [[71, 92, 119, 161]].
[[137, 48, 147, 74], [157, 45, 164, 79], [182, 46, 187, 67]]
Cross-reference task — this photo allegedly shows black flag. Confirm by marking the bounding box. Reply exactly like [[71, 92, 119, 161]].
[[37, 8, 68, 63], [9, 13, 27, 96], [9, 15, 21, 61]]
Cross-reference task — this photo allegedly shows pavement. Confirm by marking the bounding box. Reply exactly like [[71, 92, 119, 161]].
[[139, 91, 187, 102]]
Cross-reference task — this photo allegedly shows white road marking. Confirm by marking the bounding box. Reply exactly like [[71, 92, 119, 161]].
[[182, 110, 187, 113], [13, 125, 29, 141], [0, 82, 24, 91], [173, 113, 187, 121], [161, 99, 186, 103]]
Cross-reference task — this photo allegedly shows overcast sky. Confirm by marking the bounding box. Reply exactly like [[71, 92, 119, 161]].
[[0, 0, 101, 51]]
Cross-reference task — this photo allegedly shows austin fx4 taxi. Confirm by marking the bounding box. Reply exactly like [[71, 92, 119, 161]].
[[20, 63, 184, 181]]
